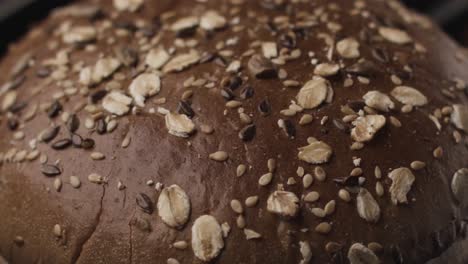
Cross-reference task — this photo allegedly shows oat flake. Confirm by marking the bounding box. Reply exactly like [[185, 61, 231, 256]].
[[363, 91, 395, 112], [391, 86, 428, 106], [157, 185, 191, 229], [129, 73, 161, 107], [351, 115, 386, 142], [388, 167, 415, 205], [267, 191, 299, 217], [165, 113, 195, 138], [296, 77, 330, 109], [348, 243, 380, 264], [191, 215, 224, 262], [298, 139, 333, 164], [356, 188, 380, 223]]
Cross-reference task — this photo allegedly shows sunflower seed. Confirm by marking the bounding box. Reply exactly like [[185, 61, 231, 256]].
[[311, 208, 326, 218], [299, 241, 313, 264], [53, 178, 62, 192], [258, 173, 273, 186], [53, 224, 62, 238], [248, 54, 277, 79], [356, 188, 380, 223], [267, 191, 299, 217], [451, 168, 468, 205], [245, 196, 259, 207], [315, 222, 331, 234], [451, 104, 468, 133], [209, 151, 228, 162], [173, 240, 188, 250], [337, 37, 360, 59], [296, 77, 329, 109], [90, 152, 105, 160], [192, 215, 224, 262], [391, 86, 428, 106], [338, 189, 351, 202], [324, 200, 336, 215], [157, 185, 191, 228], [136, 193, 154, 214], [236, 164, 247, 177], [70, 176, 81, 188], [165, 113, 196, 138], [388, 167, 415, 205], [378, 27, 412, 44], [410, 161, 426, 170], [376, 181, 384, 197], [88, 173, 104, 184], [230, 199, 243, 214], [299, 114, 313, 125], [298, 139, 333, 164], [167, 258, 179, 264], [2, 91, 17, 112], [348, 243, 380, 264], [304, 192, 320, 203], [303, 174, 313, 188], [433, 146, 443, 159]]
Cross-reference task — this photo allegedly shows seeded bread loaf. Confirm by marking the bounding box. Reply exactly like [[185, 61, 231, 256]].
[[1, 0, 468, 263]]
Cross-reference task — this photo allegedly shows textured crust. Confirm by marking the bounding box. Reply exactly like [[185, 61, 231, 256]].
[[0, 0, 467, 263]]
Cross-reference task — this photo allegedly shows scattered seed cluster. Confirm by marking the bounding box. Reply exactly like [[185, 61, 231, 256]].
[[0, 0, 467, 263]]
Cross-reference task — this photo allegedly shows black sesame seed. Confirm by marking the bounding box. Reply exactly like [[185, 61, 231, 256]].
[[221, 88, 235, 101], [71, 134, 83, 148], [258, 98, 271, 116], [332, 119, 349, 133], [47, 101, 62, 118], [41, 164, 61, 177], [7, 118, 19, 131], [41, 126, 60, 143], [36, 66, 51, 78], [66, 114, 80, 133], [333, 176, 359, 187], [136, 193, 154, 214], [51, 139, 72, 150], [239, 124, 256, 142], [229, 76, 243, 90], [96, 119, 106, 135], [90, 90, 108, 104], [240, 85, 254, 100], [81, 138, 95, 149], [282, 119, 296, 138], [177, 101, 195, 118]]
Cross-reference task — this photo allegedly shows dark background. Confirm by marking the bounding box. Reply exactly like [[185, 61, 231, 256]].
[[0, 0, 468, 54]]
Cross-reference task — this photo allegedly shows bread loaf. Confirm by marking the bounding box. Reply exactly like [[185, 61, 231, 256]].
[[0, 0, 467, 263]]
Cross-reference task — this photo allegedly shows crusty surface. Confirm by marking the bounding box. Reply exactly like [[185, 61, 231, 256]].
[[0, 0, 468, 263]]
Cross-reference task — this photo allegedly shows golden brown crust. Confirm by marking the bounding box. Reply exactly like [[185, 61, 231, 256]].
[[0, 0, 467, 263]]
